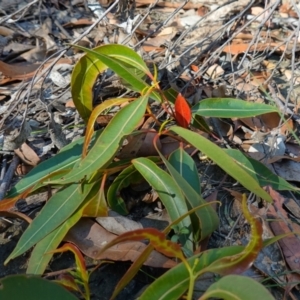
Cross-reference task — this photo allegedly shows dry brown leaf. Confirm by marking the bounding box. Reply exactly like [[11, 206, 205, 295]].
[[15, 163, 33, 176], [272, 160, 300, 182], [211, 118, 233, 138], [250, 6, 265, 16], [222, 42, 288, 55], [267, 155, 300, 164], [286, 143, 300, 157], [14, 143, 40, 166], [0, 210, 32, 224], [65, 219, 177, 268], [284, 198, 300, 219], [96, 115, 114, 126], [65, 99, 75, 108], [96, 214, 142, 235], [197, 6, 209, 16], [137, 129, 162, 157], [63, 19, 95, 28], [135, 0, 200, 9], [284, 69, 300, 84], [205, 64, 224, 79], [238, 110, 289, 133], [19, 43, 46, 63], [238, 117, 266, 131], [118, 132, 146, 159], [0, 58, 72, 83], [279, 3, 298, 18], [268, 195, 300, 277], [144, 27, 176, 47], [141, 45, 165, 52], [0, 26, 14, 36]]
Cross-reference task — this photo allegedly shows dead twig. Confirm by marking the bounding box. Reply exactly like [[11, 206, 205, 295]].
[[0, 0, 40, 25], [0, 155, 20, 200]]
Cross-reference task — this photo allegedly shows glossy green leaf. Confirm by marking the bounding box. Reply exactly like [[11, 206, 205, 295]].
[[139, 246, 244, 300], [7, 131, 102, 198], [71, 44, 152, 122], [26, 181, 106, 275], [132, 157, 193, 251], [6, 137, 83, 198], [83, 98, 131, 157], [224, 149, 299, 192], [107, 157, 161, 215], [199, 275, 274, 300], [26, 205, 85, 275], [48, 95, 149, 185], [71, 44, 157, 102], [169, 147, 201, 194], [162, 152, 219, 241], [71, 51, 105, 123], [192, 98, 279, 118], [0, 275, 77, 300], [72, 44, 150, 76], [5, 181, 95, 264], [171, 126, 272, 202], [82, 176, 108, 217], [107, 165, 142, 215], [161, 88, 178, 104], [84, 52, 147, 92], [190, 114, 211, 133]]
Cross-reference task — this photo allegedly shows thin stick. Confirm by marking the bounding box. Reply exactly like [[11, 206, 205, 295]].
[[0, 155, 20, 200]]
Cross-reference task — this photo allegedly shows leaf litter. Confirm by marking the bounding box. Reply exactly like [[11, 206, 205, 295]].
[[0, 0, 300, 299]]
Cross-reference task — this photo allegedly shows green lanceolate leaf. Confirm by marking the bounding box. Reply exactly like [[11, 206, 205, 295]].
[[190, 114, 211, 133], [0, 275, 77, 300], [199, 275, 274, 300], [7, 136, 84, 198], [162, 88, 178, 104], [169, 147, 201, 194], [7, 131, 102, 198], [192, 98, 278, 118], [162, 154, 219, 241], [77, 49, 147, 92], [139, 246, 244, 300], [47, 95, 149, 185], [26, 205, 84, 275], [71, 44, 162, 103], [132, 157, 193, 252], [71, 44, 152, 122], [26, 181, 103, 274], [72, 44, 150, 76], [107, 165, 143, 215], [224, 149, 299, 192], [83, 97, 131, 157], [71, 51, 106, 123], [171, 126, 272, 202], [107, 157, 161, 215], [5, 181, 96, 264]]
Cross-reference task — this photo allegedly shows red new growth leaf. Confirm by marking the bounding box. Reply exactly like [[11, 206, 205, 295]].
[[205, 194, 263, 276], [96, 228, 185, 261], [49, 243, 87, 278], [174, 93, 191, 128]]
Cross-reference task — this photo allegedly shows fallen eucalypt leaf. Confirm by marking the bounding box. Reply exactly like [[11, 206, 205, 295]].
[[3, 43, 293, 300]]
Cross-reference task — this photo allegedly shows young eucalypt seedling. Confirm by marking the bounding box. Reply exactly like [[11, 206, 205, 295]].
[[2, 43, 292, 300]]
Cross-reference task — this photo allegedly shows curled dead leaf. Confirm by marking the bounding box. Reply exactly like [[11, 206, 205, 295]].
[[65, 219, 177, 269]]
